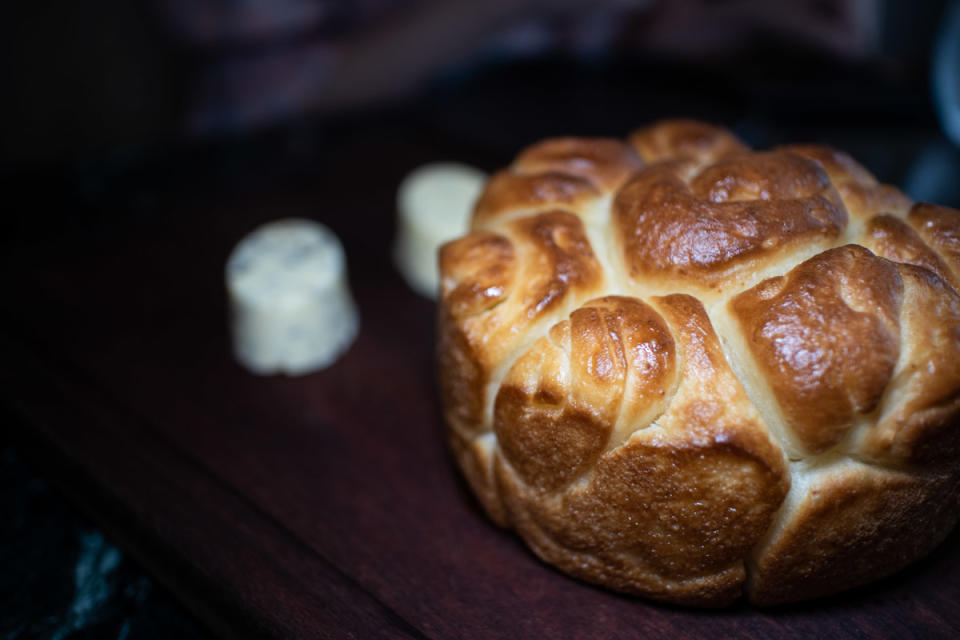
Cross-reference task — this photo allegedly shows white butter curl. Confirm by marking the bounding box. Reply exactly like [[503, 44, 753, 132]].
[[226, 219, 359, 375], [394, 162, 486, 298]]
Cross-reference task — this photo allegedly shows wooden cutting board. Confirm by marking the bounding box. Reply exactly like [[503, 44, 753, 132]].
[[3, 134, 960, 640]]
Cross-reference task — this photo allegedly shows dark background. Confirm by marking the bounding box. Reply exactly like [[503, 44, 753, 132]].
[[2, 1, 959, 637]]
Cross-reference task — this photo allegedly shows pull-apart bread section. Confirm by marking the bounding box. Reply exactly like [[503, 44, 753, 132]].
[[437, 119, 960, 606]]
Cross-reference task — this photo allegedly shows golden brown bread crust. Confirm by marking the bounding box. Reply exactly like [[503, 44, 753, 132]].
[[494, 296, 678, 492], [909, 202, 960, 282], [493, 294, 788, 606], [746, 461, 960, 606], [861, 214, 960, 290], [730, 245, 903, 454], [513, 137, 644, 191], [861, 263, 960, 464], [437, 211, 605, 434], [629, 118, 749, 166], [472, 137, 644, 230], [473, 171, 599, 228], [437, 119, 960, 606], [613, 152, 848, 295], [778, 144, 913, 222]]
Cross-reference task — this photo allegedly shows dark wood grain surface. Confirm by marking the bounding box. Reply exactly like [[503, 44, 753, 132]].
[[3, 127, 960, 640]]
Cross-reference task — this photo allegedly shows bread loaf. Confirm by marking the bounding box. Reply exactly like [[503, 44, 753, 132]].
[[437, 119, 960, 606]]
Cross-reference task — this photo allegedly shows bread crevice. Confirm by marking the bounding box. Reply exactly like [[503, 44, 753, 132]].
[[705, 303, 800, 460]]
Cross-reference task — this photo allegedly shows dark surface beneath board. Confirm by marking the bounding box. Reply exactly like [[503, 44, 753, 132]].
[[0, 441, 212, 640], [4, 58, 960, 639]]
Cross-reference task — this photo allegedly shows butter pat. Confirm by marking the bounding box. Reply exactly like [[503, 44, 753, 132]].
[[226, 219, 359, 375], [394, 162, 486, 298]]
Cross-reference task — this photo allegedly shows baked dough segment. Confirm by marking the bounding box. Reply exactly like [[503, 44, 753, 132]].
[[472, 137, 643, 229], [779, 144, 913, 222], [908, 202, 960, 285], [473, 171, 600, 227], [437, 231, 514, 434], [613, 152, 847, 295], [629, 118, 750, 166], [512, 137, 644, 192], [438, 212, 605, 434], [494, 296, 678, 492], [860, 214, 960, 290], [438, 210, 606, 521], [492, 294, 788, 607], [730, 245, 903, 455], [857, 263, 960, 464], [747, 460, 960, 606], [739, 262, 960, 606]]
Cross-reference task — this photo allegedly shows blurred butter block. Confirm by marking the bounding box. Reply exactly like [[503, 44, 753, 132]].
[[226, 219, 359, 375], [394, 162, 486, 298]]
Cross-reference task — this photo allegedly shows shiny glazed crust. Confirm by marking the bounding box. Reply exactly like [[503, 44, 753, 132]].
[[437, 120, 960, 606]]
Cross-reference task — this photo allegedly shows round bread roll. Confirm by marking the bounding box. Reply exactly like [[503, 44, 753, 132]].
[[437, 119, 960, 607]]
